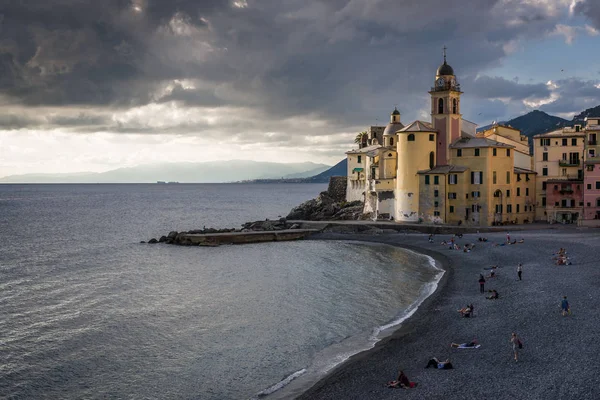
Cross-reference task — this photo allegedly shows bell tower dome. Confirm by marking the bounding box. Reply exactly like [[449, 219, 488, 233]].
[[429, 46, 462, 165]]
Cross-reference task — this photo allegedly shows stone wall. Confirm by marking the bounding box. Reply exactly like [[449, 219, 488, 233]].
[[328, 176, 348, 202]]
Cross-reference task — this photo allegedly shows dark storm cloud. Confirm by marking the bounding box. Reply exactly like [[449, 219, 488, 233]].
[[574, 0, 600, 28], [0, 0, 595, 135]]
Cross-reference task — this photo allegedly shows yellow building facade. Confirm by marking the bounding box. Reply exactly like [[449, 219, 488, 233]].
[[345, 52, 536, 226]]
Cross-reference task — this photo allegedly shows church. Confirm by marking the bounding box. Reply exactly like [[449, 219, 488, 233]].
[[346, 52, 537, 226]]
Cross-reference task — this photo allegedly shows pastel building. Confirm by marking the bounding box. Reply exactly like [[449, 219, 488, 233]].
[[533, 128, 585, 223], [345, 52, 536, 226], [582, 117, 600, 225]]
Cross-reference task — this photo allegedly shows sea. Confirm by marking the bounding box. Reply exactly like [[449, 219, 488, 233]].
[[0, 183, 443, 400]]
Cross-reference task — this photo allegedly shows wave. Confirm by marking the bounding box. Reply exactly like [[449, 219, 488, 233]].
[[252, 368, 307, 399]]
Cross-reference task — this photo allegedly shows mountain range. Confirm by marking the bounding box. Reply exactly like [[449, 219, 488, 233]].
[[0, 161, 330, 183]]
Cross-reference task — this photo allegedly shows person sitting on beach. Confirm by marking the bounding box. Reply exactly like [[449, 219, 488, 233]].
[[458, 305, 472, 318], [451, 340, 478, 348], [387, 370, 417, 389], [486, 289, 499, 300], [441, 240, 447, 245], [425, 358, 454, 369], [478, 237, 488, 242], [556, 256, 572, 266], [453, 244, 460, 251]]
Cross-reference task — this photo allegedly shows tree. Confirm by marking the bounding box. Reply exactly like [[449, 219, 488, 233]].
[[355, 131, 368, 146]]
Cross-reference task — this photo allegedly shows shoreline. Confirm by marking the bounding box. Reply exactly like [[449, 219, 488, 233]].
[[295, 229, 600, 400], [260, 239, 450, 400]]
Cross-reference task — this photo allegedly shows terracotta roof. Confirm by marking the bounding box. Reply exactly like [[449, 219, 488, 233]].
[[417, 165, 468, 175], [449, 136, 514, 149], [397, 120, 435, 133]]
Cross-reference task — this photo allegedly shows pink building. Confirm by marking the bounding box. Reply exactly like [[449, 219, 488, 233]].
[[582, 117, 600, 225], [546, 179, 583, 223]]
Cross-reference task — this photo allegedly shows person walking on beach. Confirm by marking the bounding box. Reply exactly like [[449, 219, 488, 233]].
[[510, 333, 521, 362], [517, 263, 523, 281], [506, 232, 510, 243], [561, 296, 570, 316], [478, 274, 486, 293]]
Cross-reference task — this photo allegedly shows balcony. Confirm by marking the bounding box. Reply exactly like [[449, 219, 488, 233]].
[[589, 140, 598, 146], [558, 159, 580, 167], [559, 189, 574, 195]]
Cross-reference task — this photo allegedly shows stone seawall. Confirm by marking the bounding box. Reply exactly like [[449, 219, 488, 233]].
[[177, 229, 319, 246]]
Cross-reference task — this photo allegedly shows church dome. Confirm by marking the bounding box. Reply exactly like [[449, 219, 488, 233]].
[[383, 121, 404, 136], [437, 61, 454, 76], [392, 107, 400, 116]]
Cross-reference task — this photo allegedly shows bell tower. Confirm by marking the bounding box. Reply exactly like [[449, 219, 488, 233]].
[[429, 46, 462, 165]]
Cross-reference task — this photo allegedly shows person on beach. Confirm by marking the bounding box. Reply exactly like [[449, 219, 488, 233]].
[[561, 296, 570, 316], [387, 370, 417, 389], [517, 263, 523, 280], [458, 305, 472, 318], [510, 333, 522, 362], [451, 340, 478, 348], [506, 232, 510, 243], [486, 289, 499, 300], [428, 234, 434, 243], [425, 358, 454, 369], [479, 274, 486, 293]]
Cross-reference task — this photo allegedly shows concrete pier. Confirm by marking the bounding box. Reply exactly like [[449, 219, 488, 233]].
[[177, 229, 319, 246]]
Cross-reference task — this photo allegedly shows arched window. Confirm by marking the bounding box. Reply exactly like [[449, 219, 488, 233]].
[[453, 98, 458, 114], [407, 134, 415, 142], [429, 152, 435, 169], [390, 137, 394, 146], [438, 98, 444, 114]]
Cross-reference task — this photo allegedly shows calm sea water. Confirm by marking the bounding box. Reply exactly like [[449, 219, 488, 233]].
[[0, 184, 441, 399]]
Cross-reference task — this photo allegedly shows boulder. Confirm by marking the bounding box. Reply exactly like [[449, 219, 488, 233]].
[[167, 231, 178, 239], [159, 236, 168, 243], [148, 238, 158, 244]]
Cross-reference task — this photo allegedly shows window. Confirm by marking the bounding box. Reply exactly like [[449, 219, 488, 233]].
[[493, 148, 497, 156], [597, 199, 600, 207], [493, 171, 497, 184], [434, 190, 439, 197], [452, 98, 458, 114], [434, 175, 439, 185], [588, 202, 592, 207], [556, 202, 560, 207], [517, 174, 521, 182], [438, 98, 444, 114], [542, 182, 547, 190], [495, 204, 503, 213], [434, 211, 441, 216], [407, 134, 415, 141], [517, 204, 520, 213], [357, 155, 362, 163], [429, 134, 435, 141], [542, 197, 546, 206], [562, 168, 567, 176], [543, 152, 548, 161], [572, 138, 577, 146], [448, 174, 458, 184], [507, 149, 511, 157], [542, 168, 548, 176], [472, 205, 480, 212], [587, 165, 594, 172], [506, 171, 511, 184], [472, 191, 480, 198], [429, 152, 435, 169], [507, 204, 512, 213], [561, 199, 567, 208], [449, 205, 455, 213], [588, 184, 592, 190], [562, 152, 567, 161], [457, 149, 462, 157], [506, 190, 510, 197], [596, 181, 600, 190], [590, 150, 596, 158], [425, 175, 430, 185], [526, 188, 529, 196], [540, 138, 550, 146], [471, 171, 482, 184], [448, 193, 457, 199], [474, 148, 480, 156], [562, 138, 567, 146], [517, 187, 521, 196], [390, 138, 394, 146], [434, 201, 439, 207]]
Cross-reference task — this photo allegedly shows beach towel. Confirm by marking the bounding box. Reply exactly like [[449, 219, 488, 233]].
[[457, 344, 481, 349]]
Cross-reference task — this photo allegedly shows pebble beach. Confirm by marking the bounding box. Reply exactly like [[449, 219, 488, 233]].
[[298, 228, 600, 400]]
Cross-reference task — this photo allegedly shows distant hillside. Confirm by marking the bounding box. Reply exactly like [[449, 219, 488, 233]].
[[573, 105, 600, 124], [0, 161, 331, 183], [504, 110, 570, 138], [304, 158, 347, 183]]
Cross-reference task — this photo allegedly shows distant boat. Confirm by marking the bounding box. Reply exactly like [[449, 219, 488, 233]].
[[157, 181, 166, 184]]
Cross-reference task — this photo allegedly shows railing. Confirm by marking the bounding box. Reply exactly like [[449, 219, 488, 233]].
[[430, 83, 461, 92], [558, 160, 580, 167], [559, 189, 574, 194], [589, 140, 597, 146]]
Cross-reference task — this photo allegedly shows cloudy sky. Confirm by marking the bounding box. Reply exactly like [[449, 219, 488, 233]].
[[1, 0, 600, 177]]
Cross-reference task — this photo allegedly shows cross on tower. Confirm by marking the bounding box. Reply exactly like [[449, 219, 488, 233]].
[[443, 46, 447, 63]]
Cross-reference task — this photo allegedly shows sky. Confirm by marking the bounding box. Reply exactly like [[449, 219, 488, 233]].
[[1, 0, 600, 177]]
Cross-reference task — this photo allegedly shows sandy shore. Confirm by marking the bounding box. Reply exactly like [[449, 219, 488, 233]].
[[297, 228, 600, 400]]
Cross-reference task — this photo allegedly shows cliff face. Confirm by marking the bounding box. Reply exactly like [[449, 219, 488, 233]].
[[286, 191, 364, 220]]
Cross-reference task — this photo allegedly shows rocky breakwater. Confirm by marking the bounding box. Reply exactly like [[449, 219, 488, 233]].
[[142, 219, 310, 246], [286, 190, 366, 221]]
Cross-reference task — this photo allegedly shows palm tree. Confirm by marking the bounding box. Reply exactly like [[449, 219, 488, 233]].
[[355, 131, 368, 146]]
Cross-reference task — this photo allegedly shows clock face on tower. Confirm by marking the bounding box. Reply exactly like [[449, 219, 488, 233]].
[[437, 78, 445, 87]]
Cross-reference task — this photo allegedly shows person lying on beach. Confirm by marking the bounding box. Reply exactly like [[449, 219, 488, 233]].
[[494, 242, 506, 247], [518, 238, 525, 243], [457, 305, 472, 318], [509, 239, 518, 245], [556, 256, 572, 265], [451, 340, 479, 348], [486, 290, 499, 300], [425, 358, 454, 369], [486, 269, 497, 278], [477, 237, 488, 242], [387, 370, 417, 388]]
